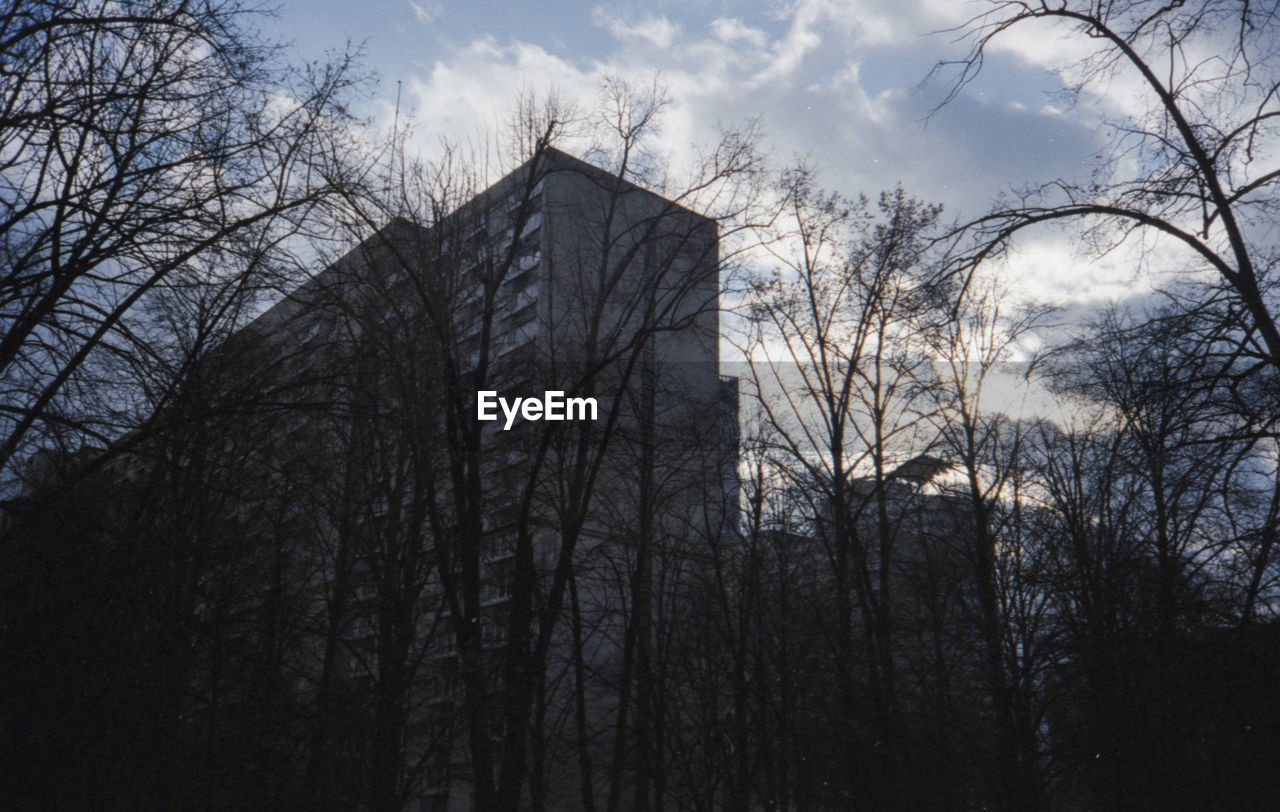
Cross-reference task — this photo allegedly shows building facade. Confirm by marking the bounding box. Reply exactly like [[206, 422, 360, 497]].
[[233, 147, 736, 809]]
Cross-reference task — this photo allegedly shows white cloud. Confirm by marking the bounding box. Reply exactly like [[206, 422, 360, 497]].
[[1000, 234, 1158, 307], [976, 8, 1248, 129], [983, 15, 1103, 73], [409, 0, 440, 25], [388, 1, 1139, 310], [755, 0, 825, 83], [711, 17, 768, 48], [400, 37, 598, 169], [593, 10, 680, 49]]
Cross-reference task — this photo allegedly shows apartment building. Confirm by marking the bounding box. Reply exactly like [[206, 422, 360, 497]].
[[230, 147, 736, 809]]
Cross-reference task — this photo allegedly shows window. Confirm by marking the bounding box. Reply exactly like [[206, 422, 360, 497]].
[[482, 618, 507, 648]]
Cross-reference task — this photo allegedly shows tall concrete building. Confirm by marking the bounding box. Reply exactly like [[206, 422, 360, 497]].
[[235, 147, 737, 809]]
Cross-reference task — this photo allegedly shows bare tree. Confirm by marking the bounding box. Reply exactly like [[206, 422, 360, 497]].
[[1025, 301, 1263, 806], [923, 273, 1053, 807], [742, 174, 945, 805], [0, 0, 364, 489], [942, 1, 1280, 385]]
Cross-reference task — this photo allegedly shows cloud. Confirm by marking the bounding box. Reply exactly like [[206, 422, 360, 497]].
[[390, 1, 1140, 308], [1001, 234, 1155, 306], [710, 17, 767, 48], [970, 6, 1250, 130], [593, 9, 680, 49], [401, 37, 597, 163], [755, 0, 825, 83], [409, 1, 440, 25]]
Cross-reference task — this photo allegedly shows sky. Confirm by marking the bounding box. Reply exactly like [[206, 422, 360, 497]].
[[264, 0, 1165, 316]]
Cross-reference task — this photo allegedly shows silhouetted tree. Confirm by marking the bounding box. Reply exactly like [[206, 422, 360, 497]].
[[0, 0, 364, 490], [743, 175, 948, 806]]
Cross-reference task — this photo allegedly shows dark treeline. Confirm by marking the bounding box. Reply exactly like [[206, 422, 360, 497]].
[[2, 1, 1279, 810]]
